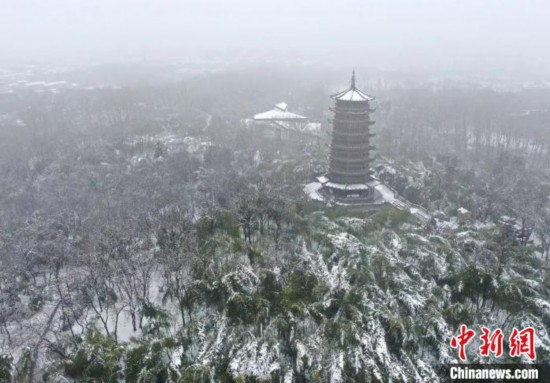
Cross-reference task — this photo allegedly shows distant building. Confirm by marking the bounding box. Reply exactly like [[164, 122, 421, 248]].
[[244, 102, 321, 139], [253, 102, 306, 122]]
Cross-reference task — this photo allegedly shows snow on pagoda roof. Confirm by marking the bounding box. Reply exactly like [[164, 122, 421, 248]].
[[316, 176, 372, 191], [325, 182, 371, 191], [254, 103, 307, 121], [331, 87, 374, 102], [331, 70, 374, 102]]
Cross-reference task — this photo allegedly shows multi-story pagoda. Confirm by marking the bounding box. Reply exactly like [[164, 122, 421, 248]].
[[318, 71, 378, 203]]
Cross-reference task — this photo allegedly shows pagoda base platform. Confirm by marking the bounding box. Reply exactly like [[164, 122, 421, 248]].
[[304, 177, 433, 223], [304, 176, 387, 205]]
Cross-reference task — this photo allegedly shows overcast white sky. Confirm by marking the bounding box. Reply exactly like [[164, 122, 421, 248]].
[[1, 0, 549, 74]]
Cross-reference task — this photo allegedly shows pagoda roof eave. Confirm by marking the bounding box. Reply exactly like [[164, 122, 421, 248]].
[[331, 88, 374, 102]]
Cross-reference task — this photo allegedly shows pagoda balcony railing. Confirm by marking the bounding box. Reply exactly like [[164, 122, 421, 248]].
[[330, 141, 375, 148], [329, 170, 371, 178], [331, 118, 376, 125], [330, 164, 374, 173], [329, 155, 372, 164], [329, 167, 373, 173], [330, 107, 375, 114], [330, 166, 373, 173], [329, 115, 370, 120], [331, 130, 375, 137], [329, 143, 376, 153], [330, 155, 369, 164], [331, 130, 375, 136], [329, 143, 375, 151], [330, 138, 372, 144], [330, 154, 375, 161], [330, 157, 372, 166], [330, 168, 371, 176], [334, 101, 373, 108]]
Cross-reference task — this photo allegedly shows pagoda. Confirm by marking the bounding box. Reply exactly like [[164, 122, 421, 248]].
[[318, 71, 378, 203]]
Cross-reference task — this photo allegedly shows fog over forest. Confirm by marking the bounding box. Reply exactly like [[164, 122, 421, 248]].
[[2, 1, 550, 382], [2, 1, 550, 76]]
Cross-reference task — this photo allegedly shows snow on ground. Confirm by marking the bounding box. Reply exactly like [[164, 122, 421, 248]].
[[373, 183, 395, 202], [303, 182, 325, 201]]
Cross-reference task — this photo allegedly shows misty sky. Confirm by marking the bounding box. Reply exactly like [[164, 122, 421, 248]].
[[1, 0, 549, 74]]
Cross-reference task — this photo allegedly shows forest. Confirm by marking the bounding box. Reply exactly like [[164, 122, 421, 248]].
[[1, 65, 550, 382]]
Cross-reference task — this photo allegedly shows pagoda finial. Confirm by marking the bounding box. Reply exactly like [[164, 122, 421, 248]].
[[351, 69, 356, 89]]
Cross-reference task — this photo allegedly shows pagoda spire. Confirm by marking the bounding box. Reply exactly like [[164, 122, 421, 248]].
[[331, 70, 373, 102]]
